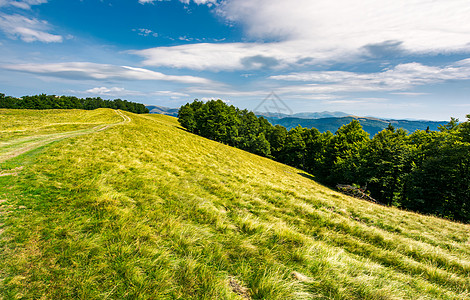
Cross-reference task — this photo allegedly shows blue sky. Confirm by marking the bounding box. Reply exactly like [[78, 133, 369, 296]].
[[1, 0, 470, 120]]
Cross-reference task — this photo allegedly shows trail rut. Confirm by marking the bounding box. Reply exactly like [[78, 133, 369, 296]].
[[0, 110, 130, 163]]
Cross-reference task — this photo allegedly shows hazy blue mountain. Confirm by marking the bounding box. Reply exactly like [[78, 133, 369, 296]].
[[265, 116, 446, 136], [255, 111, 349, 119], [146, 105, 179, 117], [148, 105, 445, 136]]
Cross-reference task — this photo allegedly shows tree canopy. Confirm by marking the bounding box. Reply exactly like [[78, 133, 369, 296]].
[[0, 93, 149, 114]]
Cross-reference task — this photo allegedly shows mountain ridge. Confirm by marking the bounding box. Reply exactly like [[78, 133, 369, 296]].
[[265, 115, 446, 135], [146, 105, 446, 135]]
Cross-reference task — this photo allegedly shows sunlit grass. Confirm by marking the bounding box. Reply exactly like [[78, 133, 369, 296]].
[[0, 108, 122, 141], [0, 110, 469, 299], [0, 109, 125, 164]]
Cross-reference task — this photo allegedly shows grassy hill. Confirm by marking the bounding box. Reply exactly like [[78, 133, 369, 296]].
[[0, 109, 469, 299]]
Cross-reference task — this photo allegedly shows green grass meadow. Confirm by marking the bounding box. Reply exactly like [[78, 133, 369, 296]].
[[0, 109, 469, 299]]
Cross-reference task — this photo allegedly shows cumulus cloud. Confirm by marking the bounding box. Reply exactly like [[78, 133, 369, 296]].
[[218, 0, 470, 53], [2, 62, 214, 84], [0, 14, 62, 42], [132, 0, 470, 71]]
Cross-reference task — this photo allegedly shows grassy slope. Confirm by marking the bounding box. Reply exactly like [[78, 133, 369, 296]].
[[0, 108, 123, 141], [0, 109, 125, 164], [0, 110, 469, 299]]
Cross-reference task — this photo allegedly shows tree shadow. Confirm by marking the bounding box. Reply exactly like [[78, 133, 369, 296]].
[[297, 172, 316, 181]]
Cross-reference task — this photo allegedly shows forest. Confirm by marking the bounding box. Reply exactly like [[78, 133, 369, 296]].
[[179, 99, 470, 223], [0, 93, 149, 114]]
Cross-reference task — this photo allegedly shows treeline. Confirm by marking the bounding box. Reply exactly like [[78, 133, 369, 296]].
[[0, 93, 149, 114], [179, 100, 470, 223]]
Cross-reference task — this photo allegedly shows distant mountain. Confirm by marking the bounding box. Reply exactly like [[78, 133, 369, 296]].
[[148, 107, 349, 120], [148, 106, 445, 136], [146, 105, 179, 117], [266, 116, 446, 136], [255, 111, 349, 119]]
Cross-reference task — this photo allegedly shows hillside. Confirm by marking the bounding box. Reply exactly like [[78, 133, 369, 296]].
[[1, 109, 469, 299], [266, 116, 445, 136]]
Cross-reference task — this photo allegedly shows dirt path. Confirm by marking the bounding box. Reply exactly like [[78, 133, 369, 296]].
[[0, 110, 130, 163]]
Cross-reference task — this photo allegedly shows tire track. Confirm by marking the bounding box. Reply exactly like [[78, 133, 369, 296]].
[[0, 110, 130, 163]]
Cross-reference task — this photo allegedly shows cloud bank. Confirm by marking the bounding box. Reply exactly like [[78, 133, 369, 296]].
[[131, 0, 470, 71], [131, 41, 347, 71], [270, 59, 470, 93], [2, 62, 214, 84], [218, 0, 470, 52]]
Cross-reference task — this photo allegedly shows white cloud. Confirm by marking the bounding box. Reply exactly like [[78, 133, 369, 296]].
[[85, 87, 128, 95], [0, 0, 47, 9], [152, 90, 189, 97], [139, 0, 217, 5], [133, 28, 158, 37], [132, 0, 470, 71], [130, 41, 342, 71], [179, 60, 470, 104], [179, 0, 218, 5], [138, 0, 218, 7], [201, 97, 230, 103], [269, 60, 470, 92], [327, 98, 388, 105], [2, 62, 214, 84], [78, 87, 190, 99], [0, 14, 62, 43], [138, 0, 159, 4], [218, 0, 470, 53], [186, 86, 267, 97], [391, 92, 430, 96]]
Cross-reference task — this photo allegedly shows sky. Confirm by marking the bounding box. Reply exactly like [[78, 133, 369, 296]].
[[1, 0, 470, 121]]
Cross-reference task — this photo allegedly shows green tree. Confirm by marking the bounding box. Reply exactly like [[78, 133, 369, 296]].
[[302, 127, 325, 174], [327, 120, 370, 185], [279, 126, 307, 169], [361, 127, 410, 205], [402, 116, 470, 222], [178, 101, 201, 133], [266, 125, 287, 159]]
